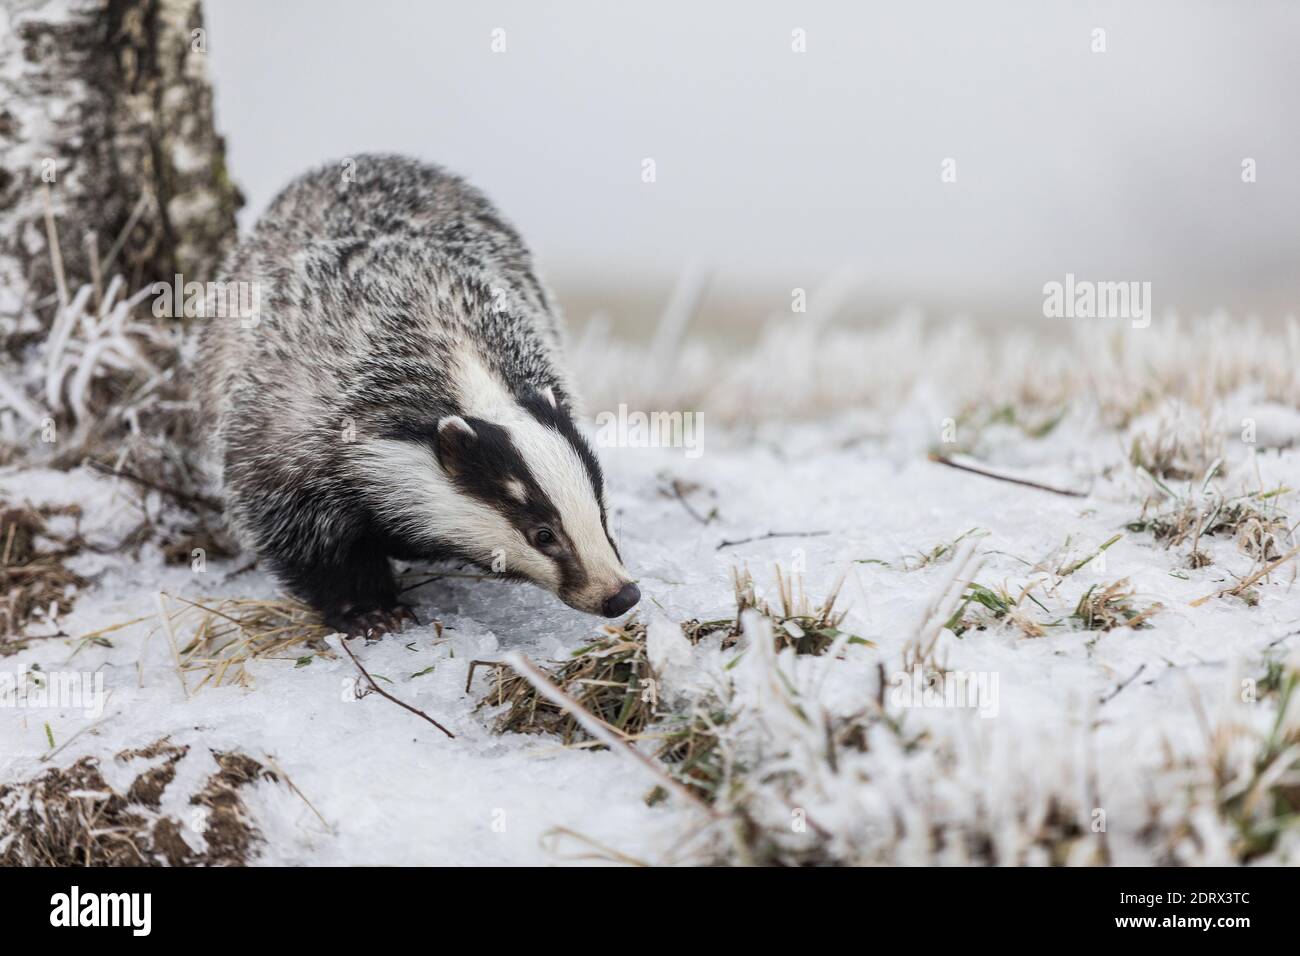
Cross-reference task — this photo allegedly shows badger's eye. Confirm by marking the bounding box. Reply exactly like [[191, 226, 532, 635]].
[[534, 528, 557, 547]]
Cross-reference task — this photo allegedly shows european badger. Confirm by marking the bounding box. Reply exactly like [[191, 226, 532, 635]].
[[197, 154, 639, 635]]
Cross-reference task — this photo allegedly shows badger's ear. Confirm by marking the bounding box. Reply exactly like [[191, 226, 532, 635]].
[[540, 386, 558, 410], [434, 415, 477, 477]]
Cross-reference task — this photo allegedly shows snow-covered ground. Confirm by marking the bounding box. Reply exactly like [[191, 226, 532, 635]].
[[2, 347, 1298, 864]]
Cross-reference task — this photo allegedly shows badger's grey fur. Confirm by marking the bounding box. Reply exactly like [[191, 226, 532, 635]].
[[197, 154, 638, 633]]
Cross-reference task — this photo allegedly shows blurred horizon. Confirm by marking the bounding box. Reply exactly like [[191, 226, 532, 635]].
[[206, 0, 1300, 333]]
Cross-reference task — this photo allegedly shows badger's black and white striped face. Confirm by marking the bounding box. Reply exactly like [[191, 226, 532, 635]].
[[355, 352, 639, 618]]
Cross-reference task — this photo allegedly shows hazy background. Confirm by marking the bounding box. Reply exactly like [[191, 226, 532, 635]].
[[205, 0, 1300, 335]]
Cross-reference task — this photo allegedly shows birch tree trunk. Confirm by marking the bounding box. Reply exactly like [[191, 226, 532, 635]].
[[0, 0, 241, 343]]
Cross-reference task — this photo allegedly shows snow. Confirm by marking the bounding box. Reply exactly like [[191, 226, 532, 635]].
[[1, 304, 1299, 863], [1, 372, 1297, 865]]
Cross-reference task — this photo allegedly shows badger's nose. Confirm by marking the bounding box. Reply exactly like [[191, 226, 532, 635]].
[[601, 582, 640, 618]]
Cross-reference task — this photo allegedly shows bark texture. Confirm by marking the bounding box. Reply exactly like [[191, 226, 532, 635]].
[[0, 0, 242, 339]]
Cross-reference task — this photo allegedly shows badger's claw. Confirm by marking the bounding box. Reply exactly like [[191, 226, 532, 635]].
[[329, 603, 418, 640]]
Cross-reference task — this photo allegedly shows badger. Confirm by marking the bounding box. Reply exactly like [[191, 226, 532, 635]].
[[196, 154, 639, 635]]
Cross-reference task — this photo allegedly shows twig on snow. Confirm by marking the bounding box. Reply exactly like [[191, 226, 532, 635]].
[[338, 636, 455, 739], [669, 479, 717, 526], [928, 452, 1087, 498], [1099, 663, 1147, 705], [398, 569, 490, 595], [716, 530, 829, 550], [87, 459, 222, 514]]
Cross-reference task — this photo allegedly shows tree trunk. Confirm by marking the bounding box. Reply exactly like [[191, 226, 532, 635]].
[[0, 0, 242, 341]]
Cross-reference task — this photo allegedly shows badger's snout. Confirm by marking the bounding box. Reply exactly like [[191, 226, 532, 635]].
[[601, 582, 641, 618]]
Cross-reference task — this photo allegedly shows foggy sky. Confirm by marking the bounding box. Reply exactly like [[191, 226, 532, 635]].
[[205, 1, 1300, 317]]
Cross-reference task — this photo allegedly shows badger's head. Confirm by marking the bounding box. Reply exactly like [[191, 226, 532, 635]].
[[359, 381, 639, 618]]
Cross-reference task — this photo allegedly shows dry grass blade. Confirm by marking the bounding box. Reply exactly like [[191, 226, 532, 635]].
[[1057, 533, 1123, 578], [140, 594, 455, 736], [649, 708, 732, 805], [1072, 579, 1162, 631], [540, 826, 652, 866], [1190, 543, 1300, 609], [1130, 488, 1291, 561], [476, 617, 655, 744], [501, 651, 719, 818], [691, 565, 871, 656], [1148, 660, 1300, 863], [901, 527, 990, 571], [150, 594, 333, 690], [1128, 412, 1224, 484]]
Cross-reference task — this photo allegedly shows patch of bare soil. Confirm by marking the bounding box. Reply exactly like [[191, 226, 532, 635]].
[[0, 502, 85, 652], [0, 738, 277, 866]]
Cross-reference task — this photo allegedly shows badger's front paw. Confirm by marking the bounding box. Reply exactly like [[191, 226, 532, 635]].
[[327, 603, 418, 640]]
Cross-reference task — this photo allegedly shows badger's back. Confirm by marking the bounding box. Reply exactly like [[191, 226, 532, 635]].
[[197, 154, 572, 552]]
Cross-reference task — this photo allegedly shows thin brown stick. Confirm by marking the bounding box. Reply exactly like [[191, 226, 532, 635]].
[[716, 530, 829, 550], [928, 453, 1087, 498], [669, 481, 716, 526], [338, 636, 455, 739], [1099, 662, 1147, 705], [86, 459, 223, 513], [222, 559, 260, 581], [503, 651, 718, 817], [465, 658, 498, 694], [398, 570, 490, 594], [98, 192, 152, 276]]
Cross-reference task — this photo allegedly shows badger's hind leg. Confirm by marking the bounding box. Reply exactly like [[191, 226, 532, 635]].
[[273, 536, 416, 638]]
